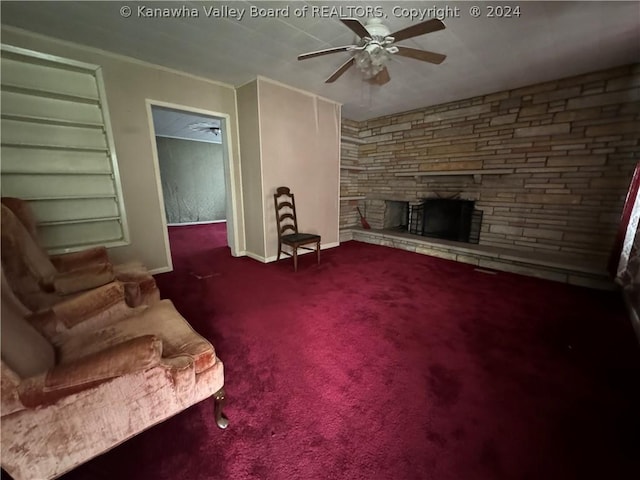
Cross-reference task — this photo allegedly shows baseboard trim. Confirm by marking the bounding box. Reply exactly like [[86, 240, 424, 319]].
[[150, 266, 172, 275], [245, 251, 267, 263]]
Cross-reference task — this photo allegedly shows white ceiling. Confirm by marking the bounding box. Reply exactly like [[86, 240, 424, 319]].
[[1, 1, 639, 121], [152, 106, 223, 144]]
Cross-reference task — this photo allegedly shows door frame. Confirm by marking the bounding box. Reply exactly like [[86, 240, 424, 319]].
[[146, 100, 243, 270]]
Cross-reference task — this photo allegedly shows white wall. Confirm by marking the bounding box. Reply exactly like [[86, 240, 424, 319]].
[[1, 27, 245, 272]]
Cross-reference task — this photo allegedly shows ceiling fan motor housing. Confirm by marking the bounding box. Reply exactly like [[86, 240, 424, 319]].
[[364, 18, 391, 38]]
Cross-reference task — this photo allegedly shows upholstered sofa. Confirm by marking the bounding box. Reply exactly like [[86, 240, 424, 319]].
[[1, 271, 227, 480], [0, 199, 159, 311]]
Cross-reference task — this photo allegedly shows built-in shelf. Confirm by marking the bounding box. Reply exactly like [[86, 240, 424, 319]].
[[395, 168, 514, 183], [340, 196, 366, 201], [341, 135, 366, 145]]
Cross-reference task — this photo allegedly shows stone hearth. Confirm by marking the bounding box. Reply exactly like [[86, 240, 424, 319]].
[[339, 227, 611, 290]]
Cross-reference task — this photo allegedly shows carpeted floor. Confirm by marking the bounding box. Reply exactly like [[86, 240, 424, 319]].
[[59, 223, 640, 480]]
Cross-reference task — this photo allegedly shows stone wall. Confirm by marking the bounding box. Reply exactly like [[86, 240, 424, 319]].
[[340, 118, 365, 227], [340, 64, 640, 268]]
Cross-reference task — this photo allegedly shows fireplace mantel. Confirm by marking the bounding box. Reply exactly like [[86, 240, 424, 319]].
[[395, 168, 513, 183], [341, 135, 366, 145]]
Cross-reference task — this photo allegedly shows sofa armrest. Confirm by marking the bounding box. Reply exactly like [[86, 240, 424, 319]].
[[50, 247, 110, 273], [28, 282, 129, 338], [18, 335, 163, 408], [53, 263, 115, 295]]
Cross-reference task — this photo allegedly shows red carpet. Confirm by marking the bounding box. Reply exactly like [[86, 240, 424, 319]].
[[57, 224, 639, 480]]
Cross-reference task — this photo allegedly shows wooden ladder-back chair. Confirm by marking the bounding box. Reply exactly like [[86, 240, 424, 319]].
[[273, 187, 321, 272]]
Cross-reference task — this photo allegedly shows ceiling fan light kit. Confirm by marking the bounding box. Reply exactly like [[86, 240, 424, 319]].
[[297, 17, 446, 85]]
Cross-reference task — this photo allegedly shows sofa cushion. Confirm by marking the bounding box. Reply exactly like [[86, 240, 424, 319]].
[[58, 300, 217, 374], [52, 262, 115, 295]]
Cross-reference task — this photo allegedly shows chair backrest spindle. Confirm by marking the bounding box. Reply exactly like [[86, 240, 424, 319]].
[[274, 187, 299, 239]]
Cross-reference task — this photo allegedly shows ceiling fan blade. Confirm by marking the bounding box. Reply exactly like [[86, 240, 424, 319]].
[[298, 46, 354, 61], [395, 46, 446, 64], [326, 57, 355, 83], [369, 66, 391, 85], [340, 18, 370, 39], [390, 19, 445, 42]]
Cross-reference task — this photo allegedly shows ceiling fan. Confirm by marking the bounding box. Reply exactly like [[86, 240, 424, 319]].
[[189, 122, 220, 136], [297, 18, 446, 85]]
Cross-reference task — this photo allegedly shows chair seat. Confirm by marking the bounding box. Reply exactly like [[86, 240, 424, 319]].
[[281, 233, 320, 244]]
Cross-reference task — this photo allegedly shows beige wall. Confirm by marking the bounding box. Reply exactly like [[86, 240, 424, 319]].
[[237, 81, 265, 258], [1, 27, 245, 271], [238, 77, 341, 261], [259, 79, 341, 260]]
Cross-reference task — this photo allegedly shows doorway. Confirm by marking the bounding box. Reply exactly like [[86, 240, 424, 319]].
[[147, 102, 240, 269]]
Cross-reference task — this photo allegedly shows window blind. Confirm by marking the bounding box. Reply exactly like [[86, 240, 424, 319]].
[[0, 45, 129, 253]]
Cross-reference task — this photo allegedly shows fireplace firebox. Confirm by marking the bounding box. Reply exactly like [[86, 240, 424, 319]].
[[408, 198, 482, 244]]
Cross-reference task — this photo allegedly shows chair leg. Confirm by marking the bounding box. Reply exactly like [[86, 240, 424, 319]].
[[293, 247, 298, 272], [277, 242, 282, 261], [213, 388, 229, 429], [316, 241, 321, 265]]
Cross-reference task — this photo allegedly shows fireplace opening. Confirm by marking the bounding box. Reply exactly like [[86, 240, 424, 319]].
[[406, 199, 482, 244], [423, 198, 475, 242]]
